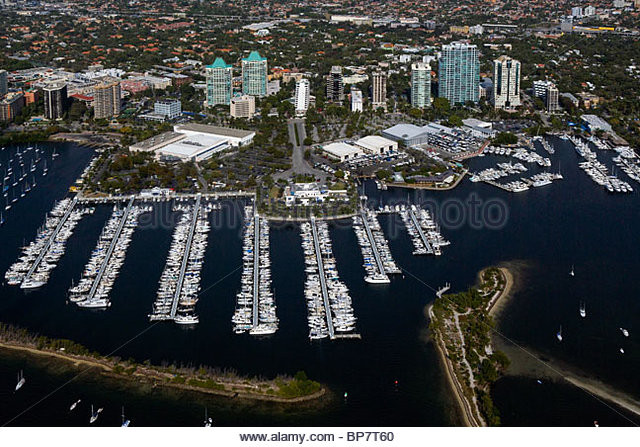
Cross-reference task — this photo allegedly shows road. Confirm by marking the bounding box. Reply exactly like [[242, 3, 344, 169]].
[[275, 118, 325, 181]]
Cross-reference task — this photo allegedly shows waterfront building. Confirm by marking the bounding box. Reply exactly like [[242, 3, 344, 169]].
[[493, 55, 521, 110], [0, 92, 24, 122], [294, 79, 310, 116], [326, 66, 344, 104], [230, 95, 256, 119], [0, 69, 7, 97], [206, 57, 233, 106], [43, 81, 68, 120], [241, 51, 268, 98], [350, 87, 363, 113], [371, 71, 387, 110], [154, 99, 182, 120], [438, 42, 480, 104], [411, 62, 431, 108], [93, 77, 122, 119]]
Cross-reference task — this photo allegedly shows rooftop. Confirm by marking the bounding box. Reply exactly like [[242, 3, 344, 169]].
[[174, 123, 255, 139], [243, 51, 266, 62], [207, 57, 232, 70]]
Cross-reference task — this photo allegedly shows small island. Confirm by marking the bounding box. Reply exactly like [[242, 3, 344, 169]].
[[0, 323, 326, 404], [429, 267, 512, 426]]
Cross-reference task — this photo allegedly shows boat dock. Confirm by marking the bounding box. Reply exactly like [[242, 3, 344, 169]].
[[85, 197, 134, 306], [353, 208, 400, 283], [5, 197, 92, 289], [233, 205, 278, 335], [170, 194, 201, 320], [406, 207, 433, 255], [310, 217, 336, 339], [22, 196, 78, 288]]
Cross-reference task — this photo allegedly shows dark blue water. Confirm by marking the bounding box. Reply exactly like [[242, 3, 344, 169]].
[[0, 139, 639, 427]]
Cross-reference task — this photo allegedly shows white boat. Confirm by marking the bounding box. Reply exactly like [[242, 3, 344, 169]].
[[556, 326, 563, 342], [121, 406, 130, 427], [569, 265, 574, 277], [15, 370, 26, 391], [619, 348, 625, 354], [89, 405, 103, 424], [204, 408, 213, 427], [70, 399, 81, 411], [620, 328, 629, 337], [579, 301, 586, 318]]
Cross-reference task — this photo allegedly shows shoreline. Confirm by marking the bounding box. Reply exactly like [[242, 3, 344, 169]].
[[487, 264, 640, 422], [427, 305, 477, 427], [0, 340, 327, 405]]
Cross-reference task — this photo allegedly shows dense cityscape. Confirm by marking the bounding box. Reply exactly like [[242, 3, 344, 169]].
[[1, 0, 640, 437]]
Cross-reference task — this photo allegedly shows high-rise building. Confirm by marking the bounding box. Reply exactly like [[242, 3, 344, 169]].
[[241, 51, 267, 98], [438, 42, 480, 104], [294, 79, 310, 116], [493, 55, 521, 110], [230, 95, 256, 119], [411, 63, 431, 108], [43, 82, 68, 120], [206, 57, 233, 106], [93, 77, 121, 119], [0, 92, 24, 122], [532, 80, 560, 112], [0, 69, 7, 97], [546, 85, 560, 112], [154, 99, 182, 120], [350, 87, 363, 113], [371, 71, 387, 110], [326, 66, 344, 103]]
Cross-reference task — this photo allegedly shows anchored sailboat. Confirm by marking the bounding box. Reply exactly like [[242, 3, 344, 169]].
[[556, 326, 563, 342], [15, 370, 26, 391]]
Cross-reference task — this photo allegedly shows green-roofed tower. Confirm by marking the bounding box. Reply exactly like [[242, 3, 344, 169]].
[[241, 51, 268, 98], [205, 57, 233, 106]]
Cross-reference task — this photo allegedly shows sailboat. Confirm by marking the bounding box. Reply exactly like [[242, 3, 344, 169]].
[[20, 184, 25, 198], [5, 196, 11, 211], [30, 159, 35, 173], [579, 301, 586, 318], [620, 328, 629, 337], [89, 405, 103, 424], [52, 147, 59, 159], [70, 399, 81, 411], [203, 408, 213, 427], [121, 406, 130, 427], [569, 265, 575, 277], [43, 160, 48, 176], [1, 212, 4, 226], [15, 370, 26, 391], [556, 326, 563, 342], [619, 348, 625, 354]]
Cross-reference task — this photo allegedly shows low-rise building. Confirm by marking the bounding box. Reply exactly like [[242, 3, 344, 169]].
[[322, 142, 364, 162], [354, 135, 398, 154]]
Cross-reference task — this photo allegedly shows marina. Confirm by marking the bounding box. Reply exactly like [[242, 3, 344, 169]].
[[570, 136, 633, 193], [301, 217, 357, 340], [149, 195, 212, 324], [69, 198, 150, 309], [352, 207, 400, 284], [5, 197, 93, 289], [400, 205, 449, 256], [232, 205, 278, 335]]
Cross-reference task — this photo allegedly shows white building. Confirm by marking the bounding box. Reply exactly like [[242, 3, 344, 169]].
[[230, 95, 256, 119], [493, 55, 521, 110], [294, 79, 310, 116], [350, 87, 363, 113], [154, 99, 182, 120], [322, 142, 364, 162], [371, 71, 387, 110], [571, 6, 584, 17], [355, 135, 398, 155], [130, 124, 255, 162]]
